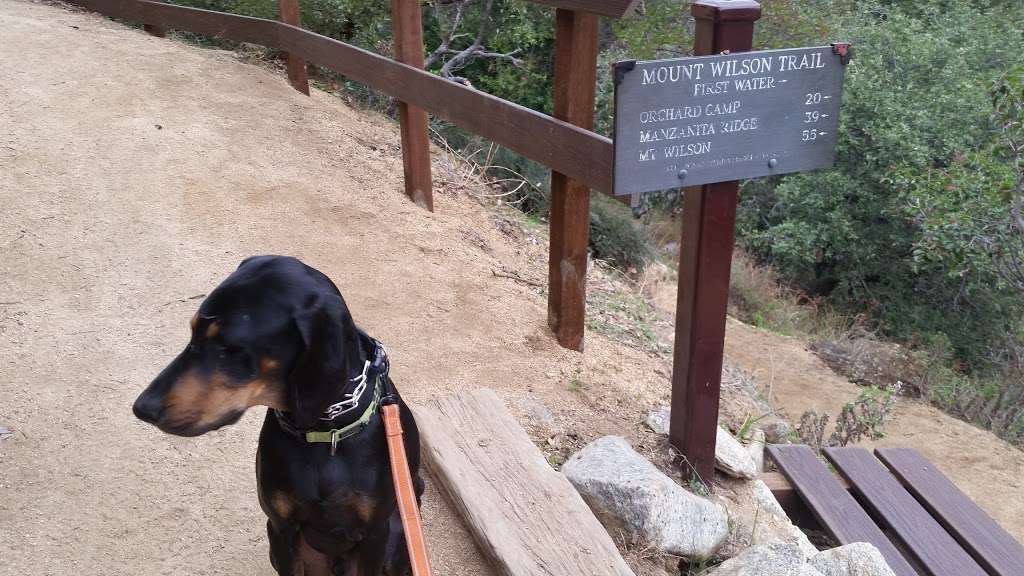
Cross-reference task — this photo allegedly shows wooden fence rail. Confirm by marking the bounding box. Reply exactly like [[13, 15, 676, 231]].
[[74, 0, 614, 195]]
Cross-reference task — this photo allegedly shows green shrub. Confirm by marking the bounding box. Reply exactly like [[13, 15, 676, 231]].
[[737, 1, 1024, 366], [589, 194, 654, 271]]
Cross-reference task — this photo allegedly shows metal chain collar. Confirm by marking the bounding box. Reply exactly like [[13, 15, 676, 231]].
[[320, 359, 371, 421]]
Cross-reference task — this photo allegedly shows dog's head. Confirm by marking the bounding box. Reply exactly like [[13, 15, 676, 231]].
[[132, 256, 362, 436]]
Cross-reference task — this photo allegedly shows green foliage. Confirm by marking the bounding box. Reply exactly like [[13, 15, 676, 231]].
[[589, 194, 654, 270], [797, 385, 897, 452], [737, 1, 1024, 366], [611, 0, 692, 61], [753, 0, 841, 50], [422, 1, 555, 111], [832, 385, 896, 445]]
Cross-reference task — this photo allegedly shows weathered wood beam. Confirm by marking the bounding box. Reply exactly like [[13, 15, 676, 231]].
[[412, 390, 635, 576]]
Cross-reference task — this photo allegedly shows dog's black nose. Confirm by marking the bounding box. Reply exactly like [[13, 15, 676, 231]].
[[132, 394, 164, 425]]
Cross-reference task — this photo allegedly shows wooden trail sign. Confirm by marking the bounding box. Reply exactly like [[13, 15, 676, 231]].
[[613, 45, 850, 194], [609, 0, 852, 485]]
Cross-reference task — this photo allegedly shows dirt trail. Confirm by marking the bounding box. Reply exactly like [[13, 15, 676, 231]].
[[0, 2, 675, 574]]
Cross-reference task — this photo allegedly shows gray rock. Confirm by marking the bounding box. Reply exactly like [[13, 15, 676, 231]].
[[708, 543, 824, 576], [645, 406, 671, 435], [562, 436, 728, 559], [645, 407, 758, 479], [746, 428, 766, 473], [811, 543, 896, 576], [716, 426, 758, 479], [519, 396, 557, 430], [763, 420, 794, 444], [750, 480, 819, 558]]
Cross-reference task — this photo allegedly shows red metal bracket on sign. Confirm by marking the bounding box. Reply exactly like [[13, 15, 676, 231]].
[[831, 42, 853, 65]]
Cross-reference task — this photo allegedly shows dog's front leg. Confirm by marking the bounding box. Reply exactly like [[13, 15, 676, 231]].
[[266, 520, 299, 575], [296, 533, 333, 576], [267, 520, 338, 576]]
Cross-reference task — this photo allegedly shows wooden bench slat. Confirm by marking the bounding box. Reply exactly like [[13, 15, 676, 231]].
[[823, 447, 987, 576], [412, 390, 636, 576], [767, 445, 918, 576], [875, 447, 1024, 576]]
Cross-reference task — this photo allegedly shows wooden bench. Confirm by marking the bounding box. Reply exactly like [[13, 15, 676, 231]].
[[766, 445, 1024, 576]]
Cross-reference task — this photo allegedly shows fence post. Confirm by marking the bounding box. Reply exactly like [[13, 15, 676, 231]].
[[548, 8, 599, 352], [278, 0, 310, 95], [390, 0, 434, 211], [669, 0, 761, 486]]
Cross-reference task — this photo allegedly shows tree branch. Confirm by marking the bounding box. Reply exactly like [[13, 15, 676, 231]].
[[425, 0, 523, 87]]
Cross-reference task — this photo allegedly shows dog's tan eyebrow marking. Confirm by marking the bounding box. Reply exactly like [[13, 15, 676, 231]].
[[190, 314, 199, 330], [205, 321, 220, 338]]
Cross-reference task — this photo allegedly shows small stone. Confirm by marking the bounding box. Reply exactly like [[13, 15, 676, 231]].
[[746, 428, 766, 473], [519, 397, 557, 430], [811, 543, 896, 576], [645, 406, 671, 435], [646, 408, 758, 479], [763, 420, 794, 444], [562, 436, 729, 559], [716, 426, 758, 479], [708, 543, 824, 576]]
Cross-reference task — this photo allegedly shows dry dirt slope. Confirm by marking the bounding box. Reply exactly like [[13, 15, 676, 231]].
[[0, 1, 680, 574]]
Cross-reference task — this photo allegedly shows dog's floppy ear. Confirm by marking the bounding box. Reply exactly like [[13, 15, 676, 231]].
[[287, 293, 356, 429]]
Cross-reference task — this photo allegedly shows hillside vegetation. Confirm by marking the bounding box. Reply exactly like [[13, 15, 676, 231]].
[[165, 0, 1024, 444]]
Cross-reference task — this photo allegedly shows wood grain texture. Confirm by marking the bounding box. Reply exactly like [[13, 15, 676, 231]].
[[875, 448, 1024, 576], [759, 470, 843, 530], [547, 9, 599, 352], [72, 0, 614, 193], [670, 182, 737, 485], [412, 389, 636, 576], [767, 445, 918, 576], [525, 0, 640, 18], [389, 0, 433, 211], [823, 448, 987, 576], [276, 0, 308, 94], [668, 0, 760, 486]]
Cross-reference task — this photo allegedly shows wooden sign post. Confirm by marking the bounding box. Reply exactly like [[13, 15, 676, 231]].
[[671, 0, 761, 487], [611, 0, 851, 483]]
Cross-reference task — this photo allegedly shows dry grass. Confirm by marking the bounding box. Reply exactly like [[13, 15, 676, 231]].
[[728, 249, 861, 341]]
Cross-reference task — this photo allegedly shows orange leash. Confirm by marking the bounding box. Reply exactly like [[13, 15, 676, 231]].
[[381, 403, 433, 576]]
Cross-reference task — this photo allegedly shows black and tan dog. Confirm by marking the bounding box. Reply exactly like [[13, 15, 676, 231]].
[[133, 255, 423, 576]]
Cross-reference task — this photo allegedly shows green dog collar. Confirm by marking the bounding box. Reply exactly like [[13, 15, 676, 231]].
[[305, 376, 382, 455]]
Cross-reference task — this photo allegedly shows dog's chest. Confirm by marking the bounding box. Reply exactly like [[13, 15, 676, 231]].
[[258, 442, 391, 525]]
